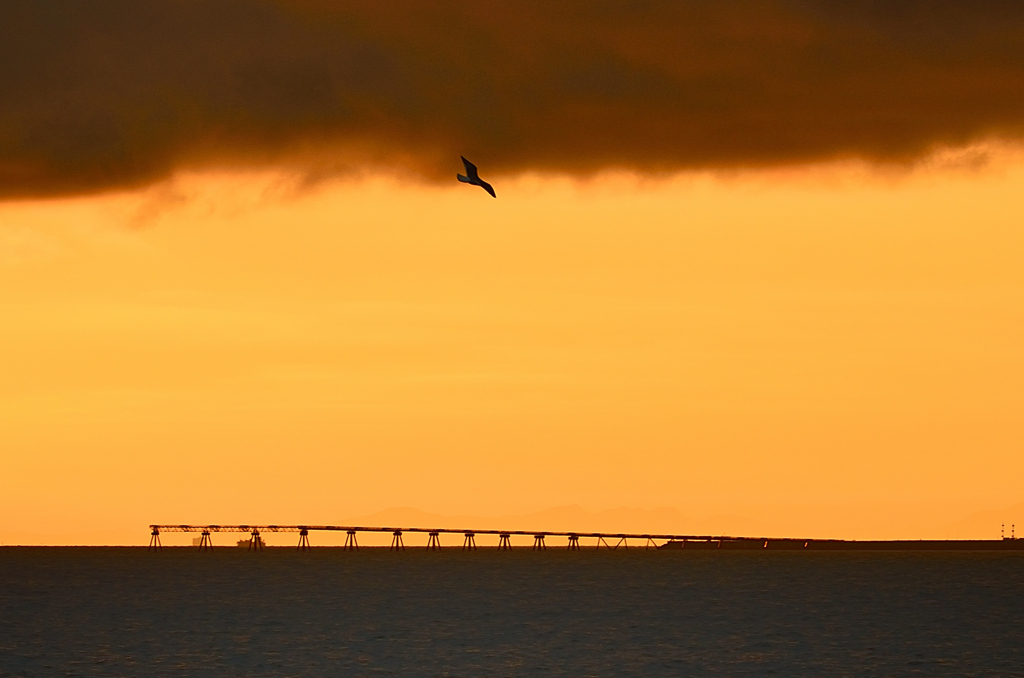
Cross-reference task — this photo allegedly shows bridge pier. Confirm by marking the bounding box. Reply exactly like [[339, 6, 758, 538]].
[[149, 524, 1024, 555]]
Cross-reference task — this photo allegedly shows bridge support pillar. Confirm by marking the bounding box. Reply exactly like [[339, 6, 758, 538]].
[[427, 532, 442, 550], [390, 530, 405, 551], [498, 533, 512, 550], [297, 528, 311, 551], [462, 533, 476, 550], [533, 534, 546, 550], [644, 537, 658, 549], [614, 536, 628, 550], [198, 529, 213, 551], [249, 530, 264, 551], [344, 530, 359, 551], [567, 534, 580, 550], [597, 536, 612, 550], [148, 528, 162, 550]]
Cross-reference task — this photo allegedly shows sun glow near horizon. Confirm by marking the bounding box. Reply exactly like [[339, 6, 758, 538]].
[[2, 150, 1024, 545]]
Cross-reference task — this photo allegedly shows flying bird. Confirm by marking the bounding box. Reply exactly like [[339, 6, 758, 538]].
[[457, 156, 496, 198]]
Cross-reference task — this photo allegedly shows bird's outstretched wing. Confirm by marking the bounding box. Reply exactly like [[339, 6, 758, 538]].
[[461, 156, 479, 180], [479, 180, 496, 198]]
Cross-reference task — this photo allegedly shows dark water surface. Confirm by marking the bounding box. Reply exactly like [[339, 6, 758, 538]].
[[1, 547, 1022, 677]]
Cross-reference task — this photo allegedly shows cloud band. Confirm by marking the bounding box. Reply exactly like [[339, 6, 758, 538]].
[[3, 1, 1024, 197]]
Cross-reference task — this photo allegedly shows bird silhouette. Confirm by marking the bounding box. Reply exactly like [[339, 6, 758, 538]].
[[457, 156, 496, 198]]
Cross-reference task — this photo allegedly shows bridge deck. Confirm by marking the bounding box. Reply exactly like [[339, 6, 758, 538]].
[[152, 524, 750, 541], [148, 524, 1024, 550]]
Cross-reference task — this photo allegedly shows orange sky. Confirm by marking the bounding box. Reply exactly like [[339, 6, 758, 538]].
[[2, 146, 1023, 545]]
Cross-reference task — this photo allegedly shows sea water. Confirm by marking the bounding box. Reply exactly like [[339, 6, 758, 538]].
[[1, 547, 1022, 677]]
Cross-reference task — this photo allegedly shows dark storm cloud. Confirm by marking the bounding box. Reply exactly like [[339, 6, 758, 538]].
[[3, 0, 1024, 198]]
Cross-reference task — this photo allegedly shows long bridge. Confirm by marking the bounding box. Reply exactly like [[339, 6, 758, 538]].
[[150, 524, 675, 551], [147, 524, 1024, 551]]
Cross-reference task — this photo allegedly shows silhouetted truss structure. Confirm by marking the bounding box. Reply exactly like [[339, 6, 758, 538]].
[[149, 524, 680, 550], [148, 524, 1024, 551]]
